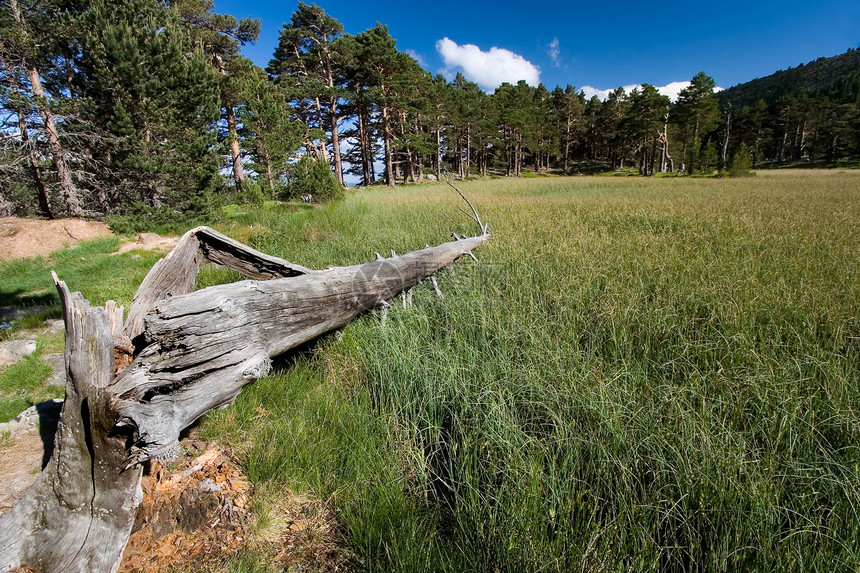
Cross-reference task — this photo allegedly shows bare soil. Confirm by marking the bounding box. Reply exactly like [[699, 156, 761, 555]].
[[0, 217, 179, 260], [0, 427, 46, 516], [0, 217, 113, 260]]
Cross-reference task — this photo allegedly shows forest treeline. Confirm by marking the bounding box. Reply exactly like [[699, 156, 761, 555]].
[[2, 0, 858, 219]]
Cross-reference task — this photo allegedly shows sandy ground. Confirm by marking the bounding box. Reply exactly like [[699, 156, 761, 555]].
[[0, 426, 47, 515], [0, 217, 114, 260], [0, 217, 178, 260]]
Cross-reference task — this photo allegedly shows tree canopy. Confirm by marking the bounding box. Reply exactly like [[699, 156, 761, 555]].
[[1, 2, 857, 218]]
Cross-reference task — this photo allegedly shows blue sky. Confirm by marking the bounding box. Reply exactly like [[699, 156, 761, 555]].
[[213, 0, 858, 98]]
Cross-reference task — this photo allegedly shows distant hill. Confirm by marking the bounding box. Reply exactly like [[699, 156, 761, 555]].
[[716, 49, 860, 109]]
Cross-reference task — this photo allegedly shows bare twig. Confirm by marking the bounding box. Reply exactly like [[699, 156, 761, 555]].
[[445, 172, 488, 235]]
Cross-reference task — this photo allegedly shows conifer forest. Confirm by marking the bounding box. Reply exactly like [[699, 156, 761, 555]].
[[1, 1, 858, 219]]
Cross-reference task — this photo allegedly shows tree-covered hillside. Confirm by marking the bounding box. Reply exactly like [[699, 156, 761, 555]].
[[716, 49, 860, 167], [717, 49, 860, 109]]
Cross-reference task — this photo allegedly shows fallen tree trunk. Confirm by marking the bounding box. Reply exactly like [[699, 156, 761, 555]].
[[0, 217, 489, 573]]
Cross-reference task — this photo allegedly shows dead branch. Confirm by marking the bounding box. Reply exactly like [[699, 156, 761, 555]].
[[0, 203, 489, 573]]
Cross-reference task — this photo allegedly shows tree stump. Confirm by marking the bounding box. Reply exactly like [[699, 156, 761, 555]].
[[0, 222, 488, 573]]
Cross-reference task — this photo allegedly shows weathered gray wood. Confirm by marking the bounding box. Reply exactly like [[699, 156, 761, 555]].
[[194, 226, 311, 279], [0, 275, 143, 573], [0, 219, 488, 573], [114, 231, 489, 464], [124, 226, 312, 341]]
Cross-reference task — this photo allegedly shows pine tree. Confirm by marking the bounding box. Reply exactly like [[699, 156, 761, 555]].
[[234, 59, 303, 197], [78, 0, 220, 209], [673, 71, 720, 173], [727, 142, 753, 176], [346, 24, 408, 187], [551, 85, 585, 173], [2, 0, 83, 216], [598, 87, 631, 168], [171, 0, 260, 190], [626, 84, 670, 175], [337, 33, 375, 185], [268, 3, 347, 185], [427, 74, 453, 181], [450, 73, 484, 178]]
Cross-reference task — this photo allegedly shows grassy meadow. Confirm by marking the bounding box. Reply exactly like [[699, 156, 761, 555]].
[[2, 170, 859, 571]]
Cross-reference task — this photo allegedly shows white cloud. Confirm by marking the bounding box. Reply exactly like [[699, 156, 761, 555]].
[[405, 49, 427, 69], [581, 84, 639, 101], [655, 81, 690, 102], [580, 81, 724, 102], [547, 38, 560, 67], [436, 37, 540, 90]]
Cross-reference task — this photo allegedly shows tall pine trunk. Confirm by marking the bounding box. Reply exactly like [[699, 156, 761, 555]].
[[313, 96, 329, 162], [324, 54, 344, 186], [329, 95, 344, 186], [10, 0, 82, 217], [380, 81, 395, 187], [215, 56, 245, 189], [354, 87, 373, 185], [435, 128, 442, 182], [226, 104, 245, 187], [19, 113, 53, 218], [263, 150, 275, 195], [4, 65, 53, 218], [720, 106, 732, 169]]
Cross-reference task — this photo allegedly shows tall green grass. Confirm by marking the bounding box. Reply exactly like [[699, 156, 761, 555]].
[[206, 170, 859, 571], [4, 171, 856, 570]]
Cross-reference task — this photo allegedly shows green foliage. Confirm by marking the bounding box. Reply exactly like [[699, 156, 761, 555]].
[[727, 143, 754, 177], [76, 0, 222, 210], [242, 179, 267, 206], [288, 155, 344, 203], [700, 140, 719, 172], [234, 60, 303, 195], [717, 49, 860, 109], [104, 197, 219, 235]]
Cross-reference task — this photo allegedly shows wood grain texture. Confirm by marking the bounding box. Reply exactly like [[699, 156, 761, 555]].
[[0, 275, 143, 573], [0, 224, 488, 572]]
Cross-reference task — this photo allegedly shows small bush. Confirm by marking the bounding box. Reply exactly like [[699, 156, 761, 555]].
[[288, 156, 344, 203], [242, 179, 267, 206], [105, 195, 218, 235], [727, 143, 755, 177]]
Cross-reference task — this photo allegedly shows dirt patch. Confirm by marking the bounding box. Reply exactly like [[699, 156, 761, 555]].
[[0, 217, 113, 260], [0, 400, 63, 516], [0, 218, 179, 261], [116, 232, 178, 255]]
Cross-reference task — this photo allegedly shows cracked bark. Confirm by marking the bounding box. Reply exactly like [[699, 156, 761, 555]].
[[0, 222, 488, 572]]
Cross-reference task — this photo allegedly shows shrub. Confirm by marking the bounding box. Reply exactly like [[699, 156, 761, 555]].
[[242, 179, 267, 206], [727, 143, 755, 177], [288, 156, 344, 203], [104, 194, 218, 235]]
